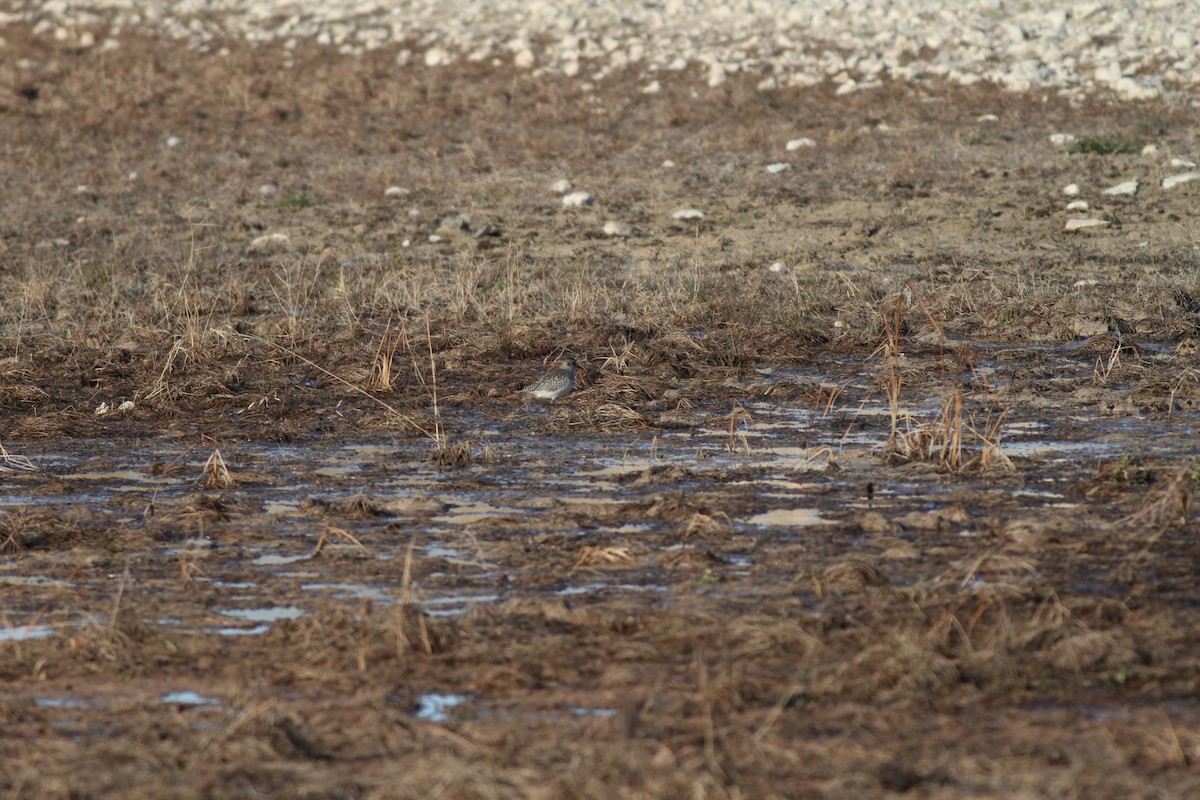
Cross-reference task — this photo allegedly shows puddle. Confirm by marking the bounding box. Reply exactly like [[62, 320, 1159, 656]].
[[0, 625, 56, 642], [36, 697, 90, 709], [160, 691, 221, 706], [214, 607, 306, 628], [0, 575, 75, 589], [570, 707, 618, 717], [415, 692, 466, 723], [748, 508, 828, 526], [250, 553, 310, 566], [422, 594, 503, 616], [300, 582, 393, 601], [556, 582, 668, 596]]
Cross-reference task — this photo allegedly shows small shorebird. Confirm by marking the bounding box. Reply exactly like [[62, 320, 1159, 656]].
[[522, 358, 578, 401]]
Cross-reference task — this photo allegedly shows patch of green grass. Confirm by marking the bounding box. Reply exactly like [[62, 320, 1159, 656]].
[[1069, 137, 1138, 155], [962, 134, 992, 146], [277, 193, 316, 209]]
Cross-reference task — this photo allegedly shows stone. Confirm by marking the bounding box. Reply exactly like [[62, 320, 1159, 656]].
[[1101, 179, 1138, 196], [1162, 172, 1200, 189], [1064, 219, 1109, 231], [562, 191, 594, 208]]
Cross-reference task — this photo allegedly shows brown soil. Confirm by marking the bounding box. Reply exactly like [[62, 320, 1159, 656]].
[[3, 24, 1200, 799]]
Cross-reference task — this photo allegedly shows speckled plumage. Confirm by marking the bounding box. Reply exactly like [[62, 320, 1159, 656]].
[[522, 358, 578, 401]]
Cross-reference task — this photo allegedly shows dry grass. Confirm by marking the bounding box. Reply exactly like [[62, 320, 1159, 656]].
[[3, 23, 1200, 800]]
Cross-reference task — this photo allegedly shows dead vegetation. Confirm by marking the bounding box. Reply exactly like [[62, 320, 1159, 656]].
[[3, 22, 1200, 800]]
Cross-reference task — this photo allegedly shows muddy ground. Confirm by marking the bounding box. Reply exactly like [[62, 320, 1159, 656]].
[[3, 24, 1200, 799]]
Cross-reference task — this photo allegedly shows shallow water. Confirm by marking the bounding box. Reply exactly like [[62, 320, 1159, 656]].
[[5, 342, 1199, 641]]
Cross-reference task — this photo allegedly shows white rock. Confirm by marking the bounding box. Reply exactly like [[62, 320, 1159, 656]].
[[766, 163, 789, 174], [550, 178, 572, 194], [786, 137, 816, 150], [977, 113, 998, 122], [603, 221, 634, 237], [1062, 183, 1081, 196], [672, 209, 704, 220], [1073, 279, 1100, 288], [1064, 219, 1110, 231], [427, 234, 442, 243], [1170, 158, 1197, 168], [767, 261, 788, 273], [249, 233, 290, 251], [258, 183, 279, 197], [1050, 133, 1076, 146], [384, 185, 410, 197], [166, 136, 183, 148], [1101, 179, 1139, 196], [117, 400, 136, 413], [423, 47, 451, 67], [661, 160, 675, 168], [1141, 144, 1159, 156], [562, 191, 594, 208], [1066, 200, 1089, 210], [1171, 30, 1196, 50], [1114, 77, 1160, 100], [642, 80, 662, 94], [1162, 172, 1200, 189], [1093, 62, 1123, 84], [756, 76, 780, 91], [513, 48, 535, 69], [127, 171, 138, 181]]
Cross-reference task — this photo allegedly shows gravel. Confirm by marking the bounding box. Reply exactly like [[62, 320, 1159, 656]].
[[4, 1, 1196, 99]]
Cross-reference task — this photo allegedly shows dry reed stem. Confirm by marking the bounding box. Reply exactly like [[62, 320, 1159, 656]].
[[200, 448, 233, 488], [311, 526, 369, 558], [242, 332, 426, 433], [0, 441, 37, 472], [572, 545, 636, 571], [726, 401, 752, 454]]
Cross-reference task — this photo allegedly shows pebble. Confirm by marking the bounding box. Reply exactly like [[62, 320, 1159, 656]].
[[672, 209, 704, 221], [1049, 133, 1076, 146], [248, 232, 290, 251], [550, 179, 572, 194], [384, 185, 410, 197], [258, 183, 279, 197], [1170, 158, 1197, 168], [786, 137, 816, 150], [1101, 180, 1139, 196], [438, 214, 469, 231], [1062, 183, 1080, 196], [1141, 144, 1159, 156], [562, 191, 594, 208], [165, 136, 183, 148], [603, 221, 634, 237], [765, 163, 789, 174], [1162, 172, 1200, 190], [976, 113, 999, 122], [1064, 219, 1109, 231], [642, 80, 662, 94], [1066, 200, 1089, 210], [13, 2, 1200, 99], [767, 261, 788, 273]]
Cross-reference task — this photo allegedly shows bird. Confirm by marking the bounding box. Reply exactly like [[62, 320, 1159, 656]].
[[521, 358, 578, 402]]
